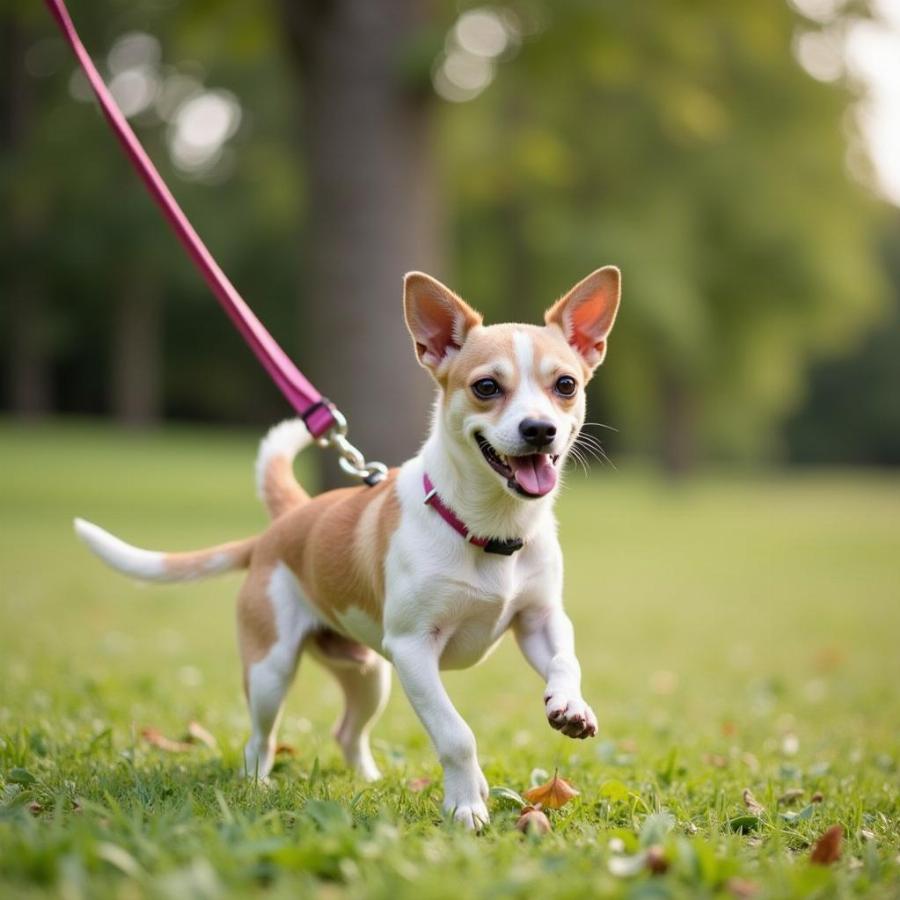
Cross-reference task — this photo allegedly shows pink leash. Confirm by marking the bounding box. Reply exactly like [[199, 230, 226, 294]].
[[43, 0, 358, 452]]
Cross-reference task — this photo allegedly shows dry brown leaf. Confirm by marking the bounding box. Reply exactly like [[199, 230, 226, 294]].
[[777, 788, 805, 806], [275, 743, 296, 756], [726, 877, 760, 898], [811, 791, 824, 803], [810, 825, 843, 865], [515, 804, 551, 835], [407, 777, 431, 792], [645, 845, 669, 875], [522, 771, 579, 809], [186, 721, 218, 750], [742, 788, 766, 815], [703, 753, 728, 768], [140, 727, 193, 753]]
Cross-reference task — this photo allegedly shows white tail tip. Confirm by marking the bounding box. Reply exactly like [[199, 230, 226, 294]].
[[74, 517, 168, 581]]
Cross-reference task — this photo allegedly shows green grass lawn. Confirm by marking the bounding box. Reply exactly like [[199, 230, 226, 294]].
[[1, 420, 898, 899]]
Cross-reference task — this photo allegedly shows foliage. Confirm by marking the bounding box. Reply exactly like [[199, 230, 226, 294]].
[[444, 0, 890, 464], [784, 216, 900, 464], [0, 0, 895, 467], [1, 422, 898, 897]]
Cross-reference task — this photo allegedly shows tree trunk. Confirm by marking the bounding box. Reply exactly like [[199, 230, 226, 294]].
[[111, 275, 162, 427], [280, 0, 441, 487], [658, 368, 697, 477], [3, 10, 53, 417]]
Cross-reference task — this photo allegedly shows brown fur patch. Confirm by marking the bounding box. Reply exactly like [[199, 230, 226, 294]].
[[237, 561, 279, 689], [252, 471, 401, 627], [164, 536, 256, 579], [444, 323, 590, 415]]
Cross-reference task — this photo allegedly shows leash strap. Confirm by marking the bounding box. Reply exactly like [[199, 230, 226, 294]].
[[43, 0, 338, 440]]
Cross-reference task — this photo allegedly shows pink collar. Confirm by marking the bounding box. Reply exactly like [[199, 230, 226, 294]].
[[423, 473, 524, 556]]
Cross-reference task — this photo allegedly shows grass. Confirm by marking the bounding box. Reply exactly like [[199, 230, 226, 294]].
[[1, 419, 898, 899]]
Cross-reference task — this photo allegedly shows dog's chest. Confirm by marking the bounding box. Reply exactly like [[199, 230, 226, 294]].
[[428, 555, 535, 670]]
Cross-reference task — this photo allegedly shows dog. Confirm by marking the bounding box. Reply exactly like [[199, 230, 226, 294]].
[[75, 266, 621, 828]]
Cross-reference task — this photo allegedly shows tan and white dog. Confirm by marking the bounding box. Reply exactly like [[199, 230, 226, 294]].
[[75, 266, 621, 829]]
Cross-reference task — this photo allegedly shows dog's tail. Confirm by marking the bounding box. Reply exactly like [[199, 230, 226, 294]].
[[255, 418, 315, 519], [74, 518, 256, 583]]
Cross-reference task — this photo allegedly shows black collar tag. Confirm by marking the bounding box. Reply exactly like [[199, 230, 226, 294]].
[[483, 537, 525, 556]]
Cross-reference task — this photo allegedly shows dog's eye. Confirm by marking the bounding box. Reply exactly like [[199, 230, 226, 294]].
[[472, 378, 502, 399], [555, 376, 578, 397]]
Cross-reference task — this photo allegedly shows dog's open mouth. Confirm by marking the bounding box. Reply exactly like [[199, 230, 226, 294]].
[[475, 433, 560, 498]]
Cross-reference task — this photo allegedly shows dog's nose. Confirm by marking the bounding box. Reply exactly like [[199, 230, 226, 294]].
[[519, 418, 557, 448]]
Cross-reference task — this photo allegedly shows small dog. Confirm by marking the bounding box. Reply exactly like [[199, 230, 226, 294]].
[[75, 267, 621, 828]]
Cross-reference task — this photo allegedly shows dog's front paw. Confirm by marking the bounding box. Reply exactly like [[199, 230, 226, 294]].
[[446, 799, 490, 830], [443, 767, 490, 830], [544, 692, 598, 739]]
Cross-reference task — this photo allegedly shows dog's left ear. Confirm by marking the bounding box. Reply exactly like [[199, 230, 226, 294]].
[[545, 266, 621, 369], [404, 272, 482, 372]]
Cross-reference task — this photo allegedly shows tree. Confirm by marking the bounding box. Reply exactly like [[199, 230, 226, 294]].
[[444, 0, 888, 471], [280, 0, 444, 481]]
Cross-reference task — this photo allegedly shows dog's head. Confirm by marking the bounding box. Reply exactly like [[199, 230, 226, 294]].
[[404, 268, 620, 500]]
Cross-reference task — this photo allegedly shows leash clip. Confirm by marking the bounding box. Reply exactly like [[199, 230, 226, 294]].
[[317, 407, 388, 487]]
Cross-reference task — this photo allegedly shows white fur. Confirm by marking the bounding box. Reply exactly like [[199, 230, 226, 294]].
[[255, 419, 314, 503], [73, 519, 244, 582], [372, 445, 591, 827], [244, 562, 323, 779], [74, 518, 169, 582]]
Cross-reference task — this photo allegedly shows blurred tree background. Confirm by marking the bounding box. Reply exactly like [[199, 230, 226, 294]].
[[2, 0, 898, 476]]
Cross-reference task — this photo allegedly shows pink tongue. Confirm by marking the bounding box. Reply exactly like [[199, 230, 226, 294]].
[[508, 454, 557, 496]]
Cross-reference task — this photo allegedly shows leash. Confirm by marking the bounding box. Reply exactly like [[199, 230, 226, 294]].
[[43, 0, 387, 486]]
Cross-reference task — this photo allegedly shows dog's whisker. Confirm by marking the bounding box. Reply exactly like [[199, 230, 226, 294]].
[[566, 446, 590, 476]]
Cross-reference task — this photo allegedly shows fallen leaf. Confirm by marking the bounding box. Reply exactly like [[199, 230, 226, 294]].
[[516, 804, 551, 836], [7, 768, 36, 786], [813, 646, 843, 672], [777, 788, 805, 806], [490, 785, 525, 806], [810, 825, 843, 865], [407, 777, 431, 792], [140, 727, 193, 753], [780, 803, 816, 823], [742, 788, 765, 815], [811, 791, 824, 803], [645, 845, 668, 875], [523, 771, 579, 810], [275, 743, 296, 756], [726, 877, 760, 897], [186, 721, 218, 750], [703, 753, 728, 768], [640, 812, 675, 846]]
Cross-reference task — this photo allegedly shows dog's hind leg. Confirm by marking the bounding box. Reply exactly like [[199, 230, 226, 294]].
[[238, 561, 321, 780], [308, 632, 391, 782]]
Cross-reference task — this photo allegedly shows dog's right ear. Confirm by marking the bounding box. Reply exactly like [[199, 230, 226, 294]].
[[403, 272, 482, 372]]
